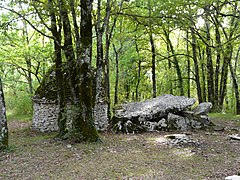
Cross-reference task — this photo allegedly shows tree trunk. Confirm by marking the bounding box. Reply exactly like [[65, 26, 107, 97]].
[[218, 1, 238, 111], [233, 47, 240, 114], [229, 61, 240, 114], [93, 0, 110, 131], [78, 0, 99, 142], [135, 38, 141, 101], [163, 28, 184, 96], [214, 22, 221, 112], [0, 78, 8, 150], [200, 49, 206, 102], [219, 45, 232, 110], [191, 27, 203, 103], [59, 0, 78, 104], [149, 33, 156, 98], [113, 43, 119, 105], [186, 30, 191, 98], [70, 0, 81, 63], [48, 0, 67, 137], [104, 35, 111, 121], [165, 40, 173, 95], [21, 7, 33, 95], [104, 0, 124, 121], [205, 19, 214, 105]]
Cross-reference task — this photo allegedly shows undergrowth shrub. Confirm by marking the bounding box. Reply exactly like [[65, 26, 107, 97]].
[[5, 91, 33, 116]]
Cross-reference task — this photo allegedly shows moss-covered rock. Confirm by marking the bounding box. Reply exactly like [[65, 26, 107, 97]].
[[33, 64, 72, 101]]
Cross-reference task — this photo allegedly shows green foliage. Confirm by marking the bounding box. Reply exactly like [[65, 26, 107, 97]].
[[7, 114, 32, 122], [5, 90, 33, 117], [0, 0, 240, 117]]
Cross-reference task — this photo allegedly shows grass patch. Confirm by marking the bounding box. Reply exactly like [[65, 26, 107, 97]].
[[209, 113, 240, 120], [7, 114, 32, 122]]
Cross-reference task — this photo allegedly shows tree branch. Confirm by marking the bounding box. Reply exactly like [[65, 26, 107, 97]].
[[0, 6, 53, 39]]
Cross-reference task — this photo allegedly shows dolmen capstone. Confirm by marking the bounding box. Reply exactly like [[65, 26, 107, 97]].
[[111, 94, 213, 133]]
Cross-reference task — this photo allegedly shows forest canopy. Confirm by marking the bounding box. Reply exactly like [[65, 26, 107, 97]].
[[0, 0, 239, 118]]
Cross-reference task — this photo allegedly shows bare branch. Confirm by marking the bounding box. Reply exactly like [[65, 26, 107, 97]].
[[0, 6, 53, 39]]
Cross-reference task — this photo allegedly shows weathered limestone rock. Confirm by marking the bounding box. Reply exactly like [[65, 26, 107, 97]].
[[111, 94, 213, 133], [192, 102, 213, 115], [229, 134, 240, 141], [164, 134, 197, 146], [113, 94, 196, 122], [225, 175, 240, 180]]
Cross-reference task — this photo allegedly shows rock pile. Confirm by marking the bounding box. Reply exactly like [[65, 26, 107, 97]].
[[32, 98, 59, 132], [111, 94, 213, 133], [164, 134, 198, 147]]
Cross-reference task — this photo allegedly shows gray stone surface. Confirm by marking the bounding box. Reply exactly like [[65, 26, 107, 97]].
[[113, 94, 196, 122], [32, 97, 108, 132], [229, 134, 240, 140], [192, 102, 212, 115], [32, 98, 60, 132], [225, 175, 240, 180], [112, 94, 212, 133]]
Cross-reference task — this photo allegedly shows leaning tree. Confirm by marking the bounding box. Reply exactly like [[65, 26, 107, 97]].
[[0, 77, 8, 150]]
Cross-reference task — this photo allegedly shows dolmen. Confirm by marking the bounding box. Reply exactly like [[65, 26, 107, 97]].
[[111, 94, 213, 133]]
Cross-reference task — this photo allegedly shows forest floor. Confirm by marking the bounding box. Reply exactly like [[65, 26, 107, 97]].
[[0, 114, 240, 180]]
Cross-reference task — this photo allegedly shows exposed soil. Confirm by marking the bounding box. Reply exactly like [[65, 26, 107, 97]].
[[0, 116, 239, 180]]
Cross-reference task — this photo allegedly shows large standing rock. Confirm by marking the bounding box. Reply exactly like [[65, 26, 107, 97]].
[[111, 94, 213, 133]]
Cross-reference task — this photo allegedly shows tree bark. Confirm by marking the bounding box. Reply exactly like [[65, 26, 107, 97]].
[[219, 44, 232, 110], [59, 0, 78, 104], [104, 0, 124, 119], [0, 78, 8, 150], [70, 0, 81, 63], [163, 28, 184, 96], [165, 39, 173, 95], [149, 32, 156, 98], [199, 49, 206, 102], [135, 38, 141, 101], [93, 0, 111, 131], [205, 18, 214, 105], [78, 0, 99, 142], [95, 0, 105, 105], [186, 30, 191, 98], [113, 43, 119, 105], [229, 60, 240, 114], [214, 21, 221, 112], [191, 27, 203, 103], [48, 0, 67, 137], [218, 1, 238, 111]]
